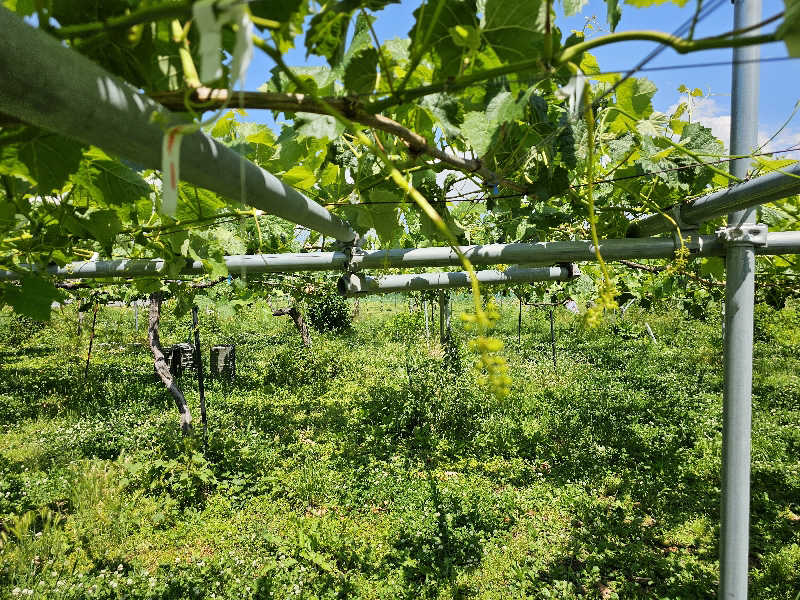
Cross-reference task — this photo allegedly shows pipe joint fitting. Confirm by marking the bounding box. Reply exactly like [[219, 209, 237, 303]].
[[344, 245, 365, 273], [558, 262, 582, 279], [716, 223, 768, 246], [670, 205, 700, 234]]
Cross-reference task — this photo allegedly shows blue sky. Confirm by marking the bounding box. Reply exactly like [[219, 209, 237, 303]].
[[241, 0, 799, 151]]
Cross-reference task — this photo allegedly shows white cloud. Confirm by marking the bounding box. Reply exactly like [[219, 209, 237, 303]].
[[666, 96, 732, 149], [664, 96, 800, 159]]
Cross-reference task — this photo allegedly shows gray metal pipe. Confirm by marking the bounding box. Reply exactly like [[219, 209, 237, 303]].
[[627, 162, 800, 237], [0, 8, 356, 243], [3, 232, 800, 281], [356, 232, 800, 269], [337, 265, 579, 297], [0, 253, 347, 280], [720, 0, 761, 597]]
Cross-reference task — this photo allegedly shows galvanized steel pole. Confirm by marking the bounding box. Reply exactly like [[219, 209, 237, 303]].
[[0, 8, 356, 243], [336, 265, 579, 297], [720, 1, 761, 597], [3, 233, 800, 281], [627, 162, 800, 237]]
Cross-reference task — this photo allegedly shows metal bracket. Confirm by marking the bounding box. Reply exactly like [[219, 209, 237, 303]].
[[715, 223, 768, 246], [669, 205, 700, 234], [344, 245, 365, 273], [558, 262, 581, 279]]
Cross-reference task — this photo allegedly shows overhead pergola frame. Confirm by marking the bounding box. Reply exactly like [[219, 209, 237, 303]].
[[0, 8, 356, 244], [0, 2, 796, 598], [2, 231, 800, 284]]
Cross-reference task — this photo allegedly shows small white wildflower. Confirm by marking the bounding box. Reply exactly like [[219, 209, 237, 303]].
[[11, 588, 21, 597]]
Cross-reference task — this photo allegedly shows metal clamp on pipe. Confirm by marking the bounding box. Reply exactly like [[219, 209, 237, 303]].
[[716, 223, 768, 246], [344, 245, 366, 273], [671, 204, 701, 234], [559, 262, 582, 279]]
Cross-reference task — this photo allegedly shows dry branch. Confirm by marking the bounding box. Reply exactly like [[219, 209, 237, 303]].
[[148, 292, 193, 433], [272, 306, 312, 347], [149, 88, 524, 192]]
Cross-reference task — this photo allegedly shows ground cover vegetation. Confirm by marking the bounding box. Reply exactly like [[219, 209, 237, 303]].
[[2, 0, 800, 596], [0, 297, 799, 599]]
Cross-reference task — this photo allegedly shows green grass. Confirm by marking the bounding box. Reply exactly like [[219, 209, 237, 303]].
[[0, 297, 798, 599]]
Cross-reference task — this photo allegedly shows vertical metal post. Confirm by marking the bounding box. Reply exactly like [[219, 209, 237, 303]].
[[192, 306, 208, 452], [83, 301, 98, 382], [423, 299, 429, 338], [549, 307, 556, 368], [517, 298, 522, 346], [439, 291, 445, 343], [134, 301, 138, 332], [720, 1, 760, 597], [446, 295, 451, 335]]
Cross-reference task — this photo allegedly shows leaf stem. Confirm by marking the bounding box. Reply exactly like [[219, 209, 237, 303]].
[[54, 1, 192, 38], [557, 30, 777, 65]]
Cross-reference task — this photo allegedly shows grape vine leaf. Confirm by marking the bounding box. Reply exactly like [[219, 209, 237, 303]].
[[561, 0, 589, 17], [251, 0, 310, 53], [482, 0, 547, 64], [461, 91, 525, 156], [345, 47, 379, 95], [281, 165, 318, 190], [0, 132, 84, 193], [306, 1, 353, 64], [604, 0, 622, 31], [777, 0, 800, 57], [2, 275, 64, 321], [61, 208, 124, 254], [294, 114, 346, 142], [609, 77, 657, 133], [409, 0, 477, 79], [71, 147, 150, 207], [461, 111, 495, 156], [177, 184, 226, 221], [342, 11, 375, 69], [420, 93, 463, 138], [364, 190, 401, 244]]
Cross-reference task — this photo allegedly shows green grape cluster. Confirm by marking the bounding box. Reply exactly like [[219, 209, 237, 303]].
[[461, 299, 511, 399]]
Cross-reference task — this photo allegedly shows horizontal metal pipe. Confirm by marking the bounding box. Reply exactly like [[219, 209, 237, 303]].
[[0, 253, 347, 280], [0, 8, 356, 243], [627, 162, 800, 237], [337, 265, 580, 297], [2, 232, 799, 281]]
